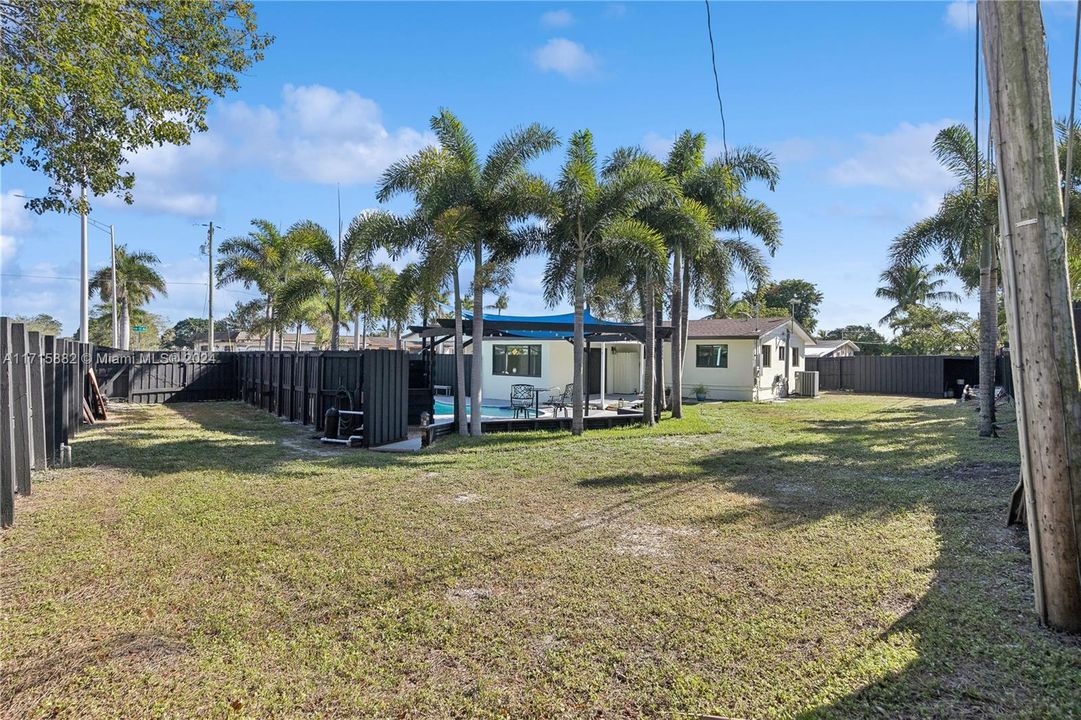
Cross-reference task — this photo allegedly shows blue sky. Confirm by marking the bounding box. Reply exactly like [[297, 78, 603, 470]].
[[2, 0, 1080, 337]]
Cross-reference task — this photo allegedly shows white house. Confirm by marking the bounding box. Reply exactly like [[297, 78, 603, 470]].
[[471, 314, 815, 404], [804, 339, 860, 359]]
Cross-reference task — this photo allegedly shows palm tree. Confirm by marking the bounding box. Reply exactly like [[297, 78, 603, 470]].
[[541, 130, 670, 435], [662, 133, 781, 417], [890, 124, 1000, 435], [216, 219, 304, 350], [875, 263, 961, 326], [280, 213, 386, 350], [378, 109, 557, 436], [89, 245, 166, 350]]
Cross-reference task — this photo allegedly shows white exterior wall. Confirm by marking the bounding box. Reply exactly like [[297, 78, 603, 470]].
[[755, 323, 807, 400], [477, 327, 809, 403], [479, 339, 573, 402], [665, 339, 757, 401]]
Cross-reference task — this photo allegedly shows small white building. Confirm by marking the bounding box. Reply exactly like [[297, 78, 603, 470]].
[[468, 313, 815, 404], [804, 339, 860, 359]]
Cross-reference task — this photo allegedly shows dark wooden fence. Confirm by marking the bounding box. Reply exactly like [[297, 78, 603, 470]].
[[429, 353, 471, 395], [94, 348, 237, 403], [1, 317, 87, 528], [805, 355, 980, 398], [235, 349, 412, 448]]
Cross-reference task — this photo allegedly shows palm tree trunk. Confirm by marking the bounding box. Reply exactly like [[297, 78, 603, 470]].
[[453, 267, 468, 436], [332, 283, 341, 351], [978, 226, 998, 436], [681, 262, 691, 372], [469, 236, 485, 436], [120, 299, 130, 351], [294, 323, 301, 352], [265, 297, 273, 351], [642, 280, 656, 427], [572, 251, 586, 436], [655, 300, 665, 413], [670, 247, 683, 418], [353, 312, 361, 350], [362, 314, 368, 350]]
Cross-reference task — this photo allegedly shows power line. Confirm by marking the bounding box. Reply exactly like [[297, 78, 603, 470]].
[[1, 273, 262, 298], [704, 0, 728, 163]]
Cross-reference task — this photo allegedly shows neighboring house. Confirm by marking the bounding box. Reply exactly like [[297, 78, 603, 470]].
[[804, 339, 860, 359], [468, 311, 815, 403]]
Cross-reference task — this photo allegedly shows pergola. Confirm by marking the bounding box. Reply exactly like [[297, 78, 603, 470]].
[[409, 310, 673, 419]]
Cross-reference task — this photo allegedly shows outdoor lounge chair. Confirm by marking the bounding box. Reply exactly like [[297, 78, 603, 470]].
[[510, 383, 535, 419]]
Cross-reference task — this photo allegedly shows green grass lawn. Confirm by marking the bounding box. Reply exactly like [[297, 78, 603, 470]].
[[2, 394, 1079, 718]]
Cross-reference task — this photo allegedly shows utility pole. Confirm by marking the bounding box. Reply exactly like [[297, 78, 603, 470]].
[[981, 0, 1081, 632], [109, 224, 117, 348], [79, 186, 88, 343], [206, 221, 215, 352]]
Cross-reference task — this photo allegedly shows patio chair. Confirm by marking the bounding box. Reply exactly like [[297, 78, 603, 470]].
[[550, 383, 575, 418], [510, 383, 535, 419]]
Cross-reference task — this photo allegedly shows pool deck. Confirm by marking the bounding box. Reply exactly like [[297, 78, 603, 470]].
[[424, 407, 645, 444]]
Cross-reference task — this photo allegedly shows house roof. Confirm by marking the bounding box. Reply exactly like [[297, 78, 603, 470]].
[[685, 317, 816, 343], [417, 309, 673, 341], [805, 339, 860, 357]]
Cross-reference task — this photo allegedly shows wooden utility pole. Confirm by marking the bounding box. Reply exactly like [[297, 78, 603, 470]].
[[981, 0, 1081, 632]]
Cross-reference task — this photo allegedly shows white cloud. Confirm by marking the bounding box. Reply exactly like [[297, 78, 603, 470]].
[[100, 85, 433, 217], [541, 9, 574, 27], [533, 38, 599, 80], [828, 120, 957, 195], [1, 189, 33, 266], [255, 84, 434, 185], [0, 234, 15, 265], [945, 0, 976, 31]]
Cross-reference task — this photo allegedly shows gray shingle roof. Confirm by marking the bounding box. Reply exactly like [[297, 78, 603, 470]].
[[685, 317, 791, 338]]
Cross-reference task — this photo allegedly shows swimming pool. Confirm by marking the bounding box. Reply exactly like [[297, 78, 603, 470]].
[[432, 398, 518, 418]]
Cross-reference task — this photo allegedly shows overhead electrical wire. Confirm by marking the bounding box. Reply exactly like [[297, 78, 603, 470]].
[[704, 0, 728, 163]]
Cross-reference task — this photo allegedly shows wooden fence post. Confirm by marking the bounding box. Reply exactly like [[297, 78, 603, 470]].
[[43, 335, 58, 464], [0, 318, 16, 527], [10, 323, 33, 495], [28, 331, 47, 470]]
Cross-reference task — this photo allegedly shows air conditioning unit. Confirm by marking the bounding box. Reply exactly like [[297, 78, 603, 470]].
[[794, 370, 819, 398]]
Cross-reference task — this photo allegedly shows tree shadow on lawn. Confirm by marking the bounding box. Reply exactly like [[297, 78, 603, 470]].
[[577, 402, 1081, 717]]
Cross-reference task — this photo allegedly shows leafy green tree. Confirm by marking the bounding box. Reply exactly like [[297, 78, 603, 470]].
[[875, 263, 961, 327], [89, 245, 166, 350], [378, 109, 557, 436], [11, 314, 63, 336], [160, 316, 240, 349], [542, 130, 669, 435], [2, 0, 271, 214], [820, 324, 893, 356], [892, 304, 978, 355], [752, 279, 823, 333], [89, 304, 163, 349]]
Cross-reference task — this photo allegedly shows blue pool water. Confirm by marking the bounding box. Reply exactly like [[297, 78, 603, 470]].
[[432, 398, 517, 418]]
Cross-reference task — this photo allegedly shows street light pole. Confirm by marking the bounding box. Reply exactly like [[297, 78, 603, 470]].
[[79, 186, 89, 343], [206, 221, 215, 352], [109, 224, 117, 348]]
